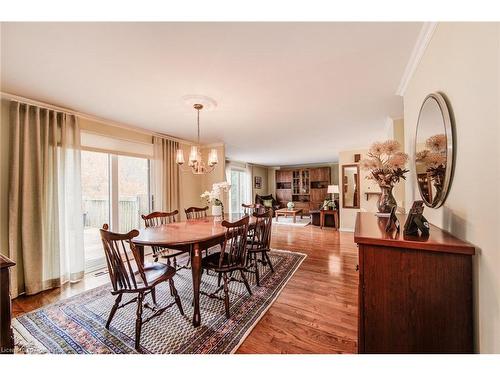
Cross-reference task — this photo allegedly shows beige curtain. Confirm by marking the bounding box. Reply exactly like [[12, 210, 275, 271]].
[[8, 101, 84, 297], [151, 137, 180, 212]]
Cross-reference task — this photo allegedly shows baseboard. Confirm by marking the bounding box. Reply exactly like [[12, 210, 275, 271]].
[[339, 227, 354, 232]]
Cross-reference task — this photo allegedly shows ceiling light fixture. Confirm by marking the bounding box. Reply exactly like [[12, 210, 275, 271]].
[[176, 103, 218, 175]]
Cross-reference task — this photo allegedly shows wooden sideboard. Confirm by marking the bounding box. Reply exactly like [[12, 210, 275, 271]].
[[354, 212, 475, 353], [275, 166, 331, 214], [0, 254, 15, 354]]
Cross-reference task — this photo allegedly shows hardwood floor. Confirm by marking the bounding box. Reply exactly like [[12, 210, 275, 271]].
[[12, 225, 359, 354]]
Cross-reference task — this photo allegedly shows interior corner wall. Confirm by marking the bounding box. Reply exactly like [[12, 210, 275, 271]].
[[251, 165, 269, 198], [403, 22, 500, 353]]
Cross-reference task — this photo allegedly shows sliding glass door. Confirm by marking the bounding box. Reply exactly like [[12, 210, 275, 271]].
[[81, 151, 151, 272], [81, 151, 110, 272], [118, 155, 150, 232], [230, 168, 250, 213]]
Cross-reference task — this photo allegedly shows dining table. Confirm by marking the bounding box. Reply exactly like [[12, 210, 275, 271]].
[[132, 213, 256, 327]]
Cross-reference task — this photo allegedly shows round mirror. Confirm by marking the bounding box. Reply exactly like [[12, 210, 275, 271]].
[[415, 93, 454, 208]]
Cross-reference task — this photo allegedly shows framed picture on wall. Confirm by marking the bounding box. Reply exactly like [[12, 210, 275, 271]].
[[254, 176, 262, 189]]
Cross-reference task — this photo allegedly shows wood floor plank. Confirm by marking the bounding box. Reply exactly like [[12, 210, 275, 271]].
[[12, 224, 359, 353]]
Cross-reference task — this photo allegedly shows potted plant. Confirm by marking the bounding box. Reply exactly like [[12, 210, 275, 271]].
[[287, 201, 295, 210], [360, 140, 409, 213], [201, 181, 231, 219]]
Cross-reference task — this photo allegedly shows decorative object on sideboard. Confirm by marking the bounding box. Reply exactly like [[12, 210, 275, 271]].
[[403, 200, 430, 236], [360, 140, 409, 214], [201, 182, 230, 220], [415, 92, 454, 208], [384, 205, 400, 233], [176, 98, 219, 175]]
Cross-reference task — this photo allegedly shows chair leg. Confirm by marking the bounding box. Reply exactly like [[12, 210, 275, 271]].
[[106, 294, 122, 329], [169, 278, 184, 316], [217, 272, 222, 287], [135, 292, 144, 352], [265, 252, 274, 273], [254, 253, 261, 286], [150, 287, 157, 305], [240, 270, 252, 295], [169, 278, 174, 297], [223, 273, 230, 318], [173, 257, 178, 269]]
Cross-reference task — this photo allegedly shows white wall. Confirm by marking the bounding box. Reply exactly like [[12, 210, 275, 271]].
[[404, 23, 500, 353]]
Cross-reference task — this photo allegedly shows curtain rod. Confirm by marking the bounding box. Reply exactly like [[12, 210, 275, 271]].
[[0, 91, 193, 145]]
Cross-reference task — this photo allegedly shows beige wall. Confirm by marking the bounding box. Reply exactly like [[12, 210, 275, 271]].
[[404, 23, 500, 353], [1, 99, 10, 257], [79, 117, 153, 144], [251, 165, 269, 198], [388, 118, 406, 211]]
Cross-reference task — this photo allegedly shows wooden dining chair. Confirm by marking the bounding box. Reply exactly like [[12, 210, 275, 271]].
[[184, 206, 209, 220], [141, 211, 186, 269], [246, 210, 274, 286], [200, 216, 252, 318], [99, 224, 184, 352]]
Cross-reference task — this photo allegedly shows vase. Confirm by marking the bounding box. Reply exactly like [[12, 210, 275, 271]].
[[377, 186, 397, 213], [212, 205, 222, 218]]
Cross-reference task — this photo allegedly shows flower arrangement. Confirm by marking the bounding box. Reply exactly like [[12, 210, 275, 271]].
[[360, 140, 409, 213], [360, 140, 409, 187], [416, 133, 447, 179], [416, 133, 447, 198], [200, 181, 231, 207]]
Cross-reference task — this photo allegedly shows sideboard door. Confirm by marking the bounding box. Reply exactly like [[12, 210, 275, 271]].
[[361, 245, 473, 353]]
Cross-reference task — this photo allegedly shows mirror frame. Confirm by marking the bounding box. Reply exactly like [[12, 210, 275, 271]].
[[342, 164, 360, 209], [414, 92, 454, 208]]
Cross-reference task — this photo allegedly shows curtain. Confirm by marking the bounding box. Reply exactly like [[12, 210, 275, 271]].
[[8, 101, 84, 297], [151, 137, 180, 212]]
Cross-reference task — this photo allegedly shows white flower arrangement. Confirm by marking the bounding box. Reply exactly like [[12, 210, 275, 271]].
[[200, 181, 231, 206]]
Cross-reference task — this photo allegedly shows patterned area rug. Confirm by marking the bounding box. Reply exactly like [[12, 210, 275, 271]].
[[13, 249, 305, 354]]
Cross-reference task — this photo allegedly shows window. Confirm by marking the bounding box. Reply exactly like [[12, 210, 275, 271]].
[[81, 151, 151, 272], [81, 151, 110, 272], [118, 155, 150, 232], [230, 168, 250, 213]]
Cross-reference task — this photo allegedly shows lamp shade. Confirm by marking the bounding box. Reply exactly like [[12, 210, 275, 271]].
[[328, 185, 339, 194]]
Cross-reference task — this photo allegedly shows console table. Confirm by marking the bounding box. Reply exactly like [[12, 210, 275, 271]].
[[0, 254, 15, 354], [354, 212, 475, 353]]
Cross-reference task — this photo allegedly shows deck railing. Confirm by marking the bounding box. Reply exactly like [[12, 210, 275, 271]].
[[83, 195, 149, 232]]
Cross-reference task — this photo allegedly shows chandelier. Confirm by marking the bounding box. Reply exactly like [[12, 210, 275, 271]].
[[175, 103, 218, 174]]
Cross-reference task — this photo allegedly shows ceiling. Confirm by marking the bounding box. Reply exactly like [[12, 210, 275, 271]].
[[1, 22, 422, 165]]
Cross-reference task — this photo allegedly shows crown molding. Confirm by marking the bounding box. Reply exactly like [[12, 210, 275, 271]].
[[396, 22, 438, 97], [0, 91, 193, 145]]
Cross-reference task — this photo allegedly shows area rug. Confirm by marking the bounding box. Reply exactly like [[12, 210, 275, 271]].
[[13, 249, 306, 354], [272, 216, 311, 227]]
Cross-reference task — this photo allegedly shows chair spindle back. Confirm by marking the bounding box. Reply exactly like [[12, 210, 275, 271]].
[[219, 216, 250, 269], [100, 224, 146, 292], [250, 210, 273, 250], [141, 210, 178, 227], [185, 206, 209, 220]]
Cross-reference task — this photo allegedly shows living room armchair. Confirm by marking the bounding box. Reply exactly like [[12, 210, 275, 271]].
[[254, 194, 280, 211]]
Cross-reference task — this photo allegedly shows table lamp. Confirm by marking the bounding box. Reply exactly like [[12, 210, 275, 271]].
[[327, 185, 339, 199]]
